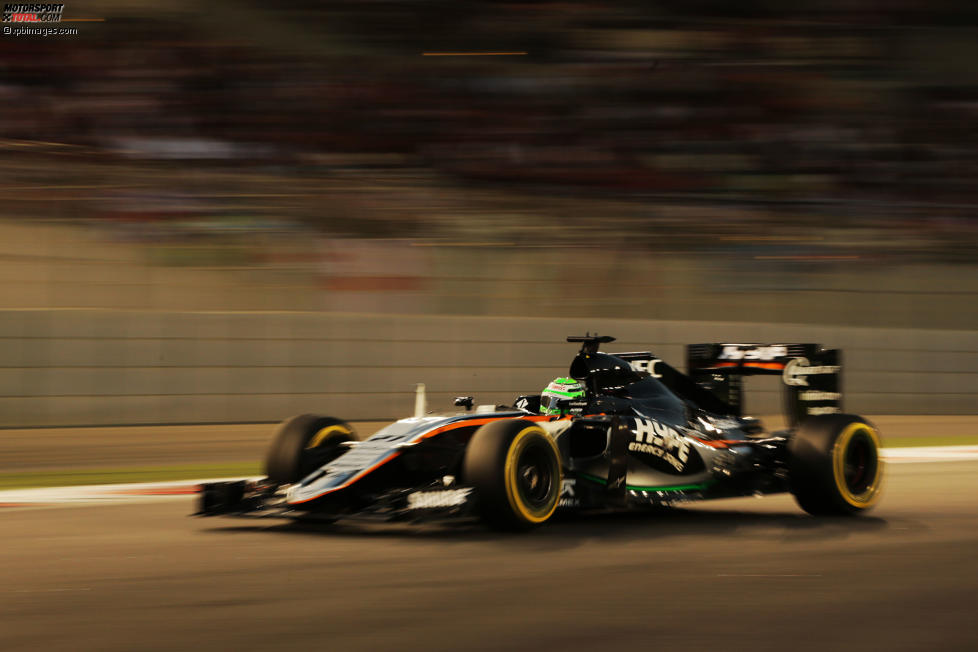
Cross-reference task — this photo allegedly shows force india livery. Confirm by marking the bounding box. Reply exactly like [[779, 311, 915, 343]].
[[197, 335, 883, 530]]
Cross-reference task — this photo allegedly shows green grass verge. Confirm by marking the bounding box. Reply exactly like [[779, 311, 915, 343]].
[[0, 462, 261, 490]]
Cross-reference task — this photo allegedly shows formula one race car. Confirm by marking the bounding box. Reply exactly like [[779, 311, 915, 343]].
[[197, 335, 883, 530]]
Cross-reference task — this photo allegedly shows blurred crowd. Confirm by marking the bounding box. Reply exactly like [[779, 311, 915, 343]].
[[1, 0, 977, 263]]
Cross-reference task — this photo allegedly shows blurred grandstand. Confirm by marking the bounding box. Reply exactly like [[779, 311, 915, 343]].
[[1, 1, 976, 327]]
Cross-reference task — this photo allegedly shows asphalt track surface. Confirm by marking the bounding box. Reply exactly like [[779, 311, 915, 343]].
[[3, 460, 978, 652]]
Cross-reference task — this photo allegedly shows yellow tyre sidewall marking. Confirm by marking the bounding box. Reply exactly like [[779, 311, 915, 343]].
[[503, 425, 562, 524], [832, 422, 883, 508], [307, 425, 351, 450]]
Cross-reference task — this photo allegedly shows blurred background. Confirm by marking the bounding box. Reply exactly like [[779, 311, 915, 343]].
[[1, 0, 976, 426]]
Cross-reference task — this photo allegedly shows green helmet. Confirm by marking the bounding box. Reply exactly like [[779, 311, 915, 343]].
[[540, 377, 585, 415]]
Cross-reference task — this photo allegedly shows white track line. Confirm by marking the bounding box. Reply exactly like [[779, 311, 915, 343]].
[[880, 445, 978, 463], [0, 477, 261, 506], [1, 447, 977, 506]]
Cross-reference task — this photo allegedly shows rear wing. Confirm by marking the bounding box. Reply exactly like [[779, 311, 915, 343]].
[[612, 344, 841, 427], [686, 343, 841, 426]]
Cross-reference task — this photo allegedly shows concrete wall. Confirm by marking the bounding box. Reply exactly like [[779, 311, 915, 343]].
[[3, 220, 978, 331], [1, 309, 975, 427]]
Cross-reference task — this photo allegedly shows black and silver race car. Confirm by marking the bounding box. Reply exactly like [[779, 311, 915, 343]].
[[197, 335, 883, 530]]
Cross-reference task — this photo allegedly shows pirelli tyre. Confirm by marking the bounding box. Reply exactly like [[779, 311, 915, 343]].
[[463, 419, 562, 531], [264, 415, 356, 485], [788, 414, 883, 516]]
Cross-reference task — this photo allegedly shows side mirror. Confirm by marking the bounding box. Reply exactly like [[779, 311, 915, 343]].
[[514, 394, 541, 413], [454, 396, 474, 411]]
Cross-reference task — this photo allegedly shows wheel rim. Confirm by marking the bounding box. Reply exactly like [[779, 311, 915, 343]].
[[832, 422, 883, 508], [307, 425, 351, 450], [502, 426, 561, 523], [516, 442, 556, 509], [843, 433, 876, 496]]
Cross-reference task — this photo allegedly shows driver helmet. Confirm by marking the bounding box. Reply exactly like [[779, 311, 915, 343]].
[[540, 377, 585, 415]]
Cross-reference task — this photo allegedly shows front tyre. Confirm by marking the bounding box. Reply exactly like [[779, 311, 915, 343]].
[[264, 414, 356, 485], [463, 420, 562, 531], [788, 414, 883, 515]]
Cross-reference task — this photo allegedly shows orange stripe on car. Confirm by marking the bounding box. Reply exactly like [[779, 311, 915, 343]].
[[743, 362, 786, 370], [712, 361, 786, 370], [289, 416, 558, 505]]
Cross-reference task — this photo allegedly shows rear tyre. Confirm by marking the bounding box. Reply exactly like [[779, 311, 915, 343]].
[[463, 419, 562, 531], [788, 414, 883, 515], [264, 414, 356, 485]]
